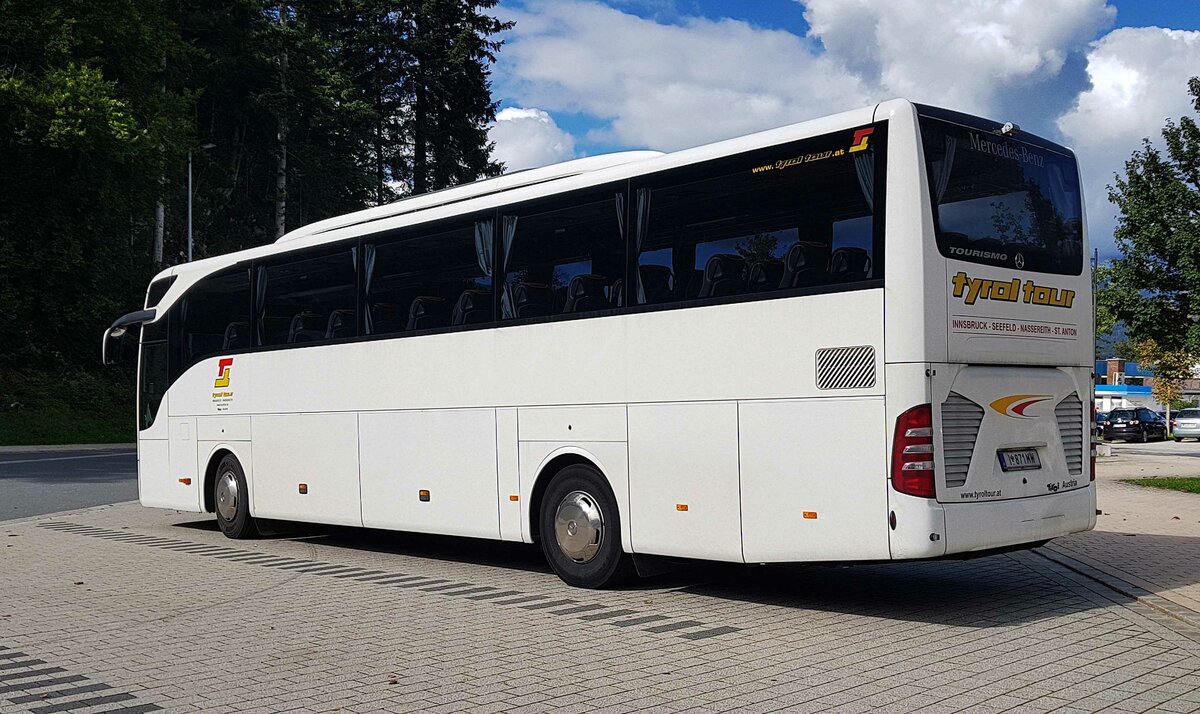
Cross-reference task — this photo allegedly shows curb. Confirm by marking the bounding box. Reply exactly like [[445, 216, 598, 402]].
[[1036, 546, 1200, 634], [0, 443, 135, 455], [0, 501, 138, 526]]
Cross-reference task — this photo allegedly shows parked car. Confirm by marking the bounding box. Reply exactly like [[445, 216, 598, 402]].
[[1173, 408, 1200, 441], [1103, 408, 1168, 442]]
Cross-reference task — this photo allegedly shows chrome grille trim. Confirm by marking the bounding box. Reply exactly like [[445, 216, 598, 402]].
[[941, 392, 984, 489], [1056, 393, 1084, 476]]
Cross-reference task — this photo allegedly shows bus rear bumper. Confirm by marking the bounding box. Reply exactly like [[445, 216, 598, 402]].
[[941, 484, 1096, 555]]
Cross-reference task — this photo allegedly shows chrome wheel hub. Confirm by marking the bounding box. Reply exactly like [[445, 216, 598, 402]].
[[554, 490, 604, 563], [215, 470, 239, 522]]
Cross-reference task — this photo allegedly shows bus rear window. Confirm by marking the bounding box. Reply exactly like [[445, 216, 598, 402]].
[[920, 116, 1083, 276]]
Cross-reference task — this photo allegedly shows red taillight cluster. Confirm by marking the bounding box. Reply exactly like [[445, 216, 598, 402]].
[[891, 404, 935, 498]]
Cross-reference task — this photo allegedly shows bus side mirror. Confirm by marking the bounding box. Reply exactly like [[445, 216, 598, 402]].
[[101, 309, 156, 366]]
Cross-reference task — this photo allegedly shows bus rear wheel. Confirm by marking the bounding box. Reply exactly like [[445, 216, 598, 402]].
[[539, 464, 633, 589], [214, 454, 258, 539]]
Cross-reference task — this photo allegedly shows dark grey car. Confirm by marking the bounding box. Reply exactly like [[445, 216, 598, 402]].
[[1103, 408, 1167, 442]]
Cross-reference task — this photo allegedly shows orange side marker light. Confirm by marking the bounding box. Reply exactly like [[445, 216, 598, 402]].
[[178, 478, 192, 486], [676, 504, 689, 512], [419, 489, 430, 502], [803, 511, 818, 519], [509, 495, 519, 501], [298, 483, 308, 494]]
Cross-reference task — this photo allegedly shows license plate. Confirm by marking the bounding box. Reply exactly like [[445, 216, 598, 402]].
[[998, 448, 1041, 472]]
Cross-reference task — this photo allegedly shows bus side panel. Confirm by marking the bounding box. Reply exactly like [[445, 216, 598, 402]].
[[740, 397, 889, 563], [251, 412, 362, 526], [360, 408, 500, 539], [137, 436, 175, 510], [628, 401, 743, 562]]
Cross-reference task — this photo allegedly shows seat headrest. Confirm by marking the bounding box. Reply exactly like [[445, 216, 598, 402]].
[[639, 264, 672, 290], [704, 254, 745, 281], [568, 274, 607, 299], [785, 241, 831, 271], [830, 247, 870, 273]]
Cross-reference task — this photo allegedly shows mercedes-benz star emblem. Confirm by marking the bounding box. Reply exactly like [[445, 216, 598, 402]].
[[1015, 253, 1025, 270]]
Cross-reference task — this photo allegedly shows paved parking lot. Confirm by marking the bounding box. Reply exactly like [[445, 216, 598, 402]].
[[1, 489, 1198, 714], [1, 439, 1200, 713]]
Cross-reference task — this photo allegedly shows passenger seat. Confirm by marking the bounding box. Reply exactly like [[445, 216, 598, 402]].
[[405, 296, 449, 330], [287, 311, 326, 343], [698, 254, 746, 298], [325, 309, 356, 339], [829, 247, 871, 282], [779, 242, 830, 288], [451, 289, 493, 325], [564, 274, 609, 313]]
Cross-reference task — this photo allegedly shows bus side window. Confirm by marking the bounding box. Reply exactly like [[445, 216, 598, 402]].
[[499, 188, 624, 320], [364, 218, 492, 335], [257, 249, 357, 347], [181, 268, 251, 368], [634, 128, 878, 305]]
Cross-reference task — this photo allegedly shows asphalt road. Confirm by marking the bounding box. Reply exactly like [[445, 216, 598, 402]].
[[0, 448, 137, 521]]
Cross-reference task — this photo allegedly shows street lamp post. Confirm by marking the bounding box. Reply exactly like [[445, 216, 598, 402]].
[[188, 143, 217, 262]]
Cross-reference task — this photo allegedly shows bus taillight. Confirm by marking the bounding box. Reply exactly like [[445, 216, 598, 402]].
[[892, 404, 935, 498]]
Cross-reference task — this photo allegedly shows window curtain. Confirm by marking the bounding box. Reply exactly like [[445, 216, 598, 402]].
[[932, 136, 957, 203], [634, 188, 651, 304], [361, 244, 376, 334], [474, 219, 494, 278], [854, 153, 875, 212], [498, 216, 519, 319]]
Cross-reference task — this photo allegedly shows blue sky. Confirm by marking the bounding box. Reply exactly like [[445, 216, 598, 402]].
[[486, 1, 1200, 258]]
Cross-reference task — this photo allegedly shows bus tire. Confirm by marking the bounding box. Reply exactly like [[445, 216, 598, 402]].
[[213, 454, 258, 539], [539, 464, 633, 589]]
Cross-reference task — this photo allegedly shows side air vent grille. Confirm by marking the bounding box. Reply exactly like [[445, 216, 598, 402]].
[[1056, 393, 1084, 476], [941, 392, 984, 489], [815, 346, 876, 390]]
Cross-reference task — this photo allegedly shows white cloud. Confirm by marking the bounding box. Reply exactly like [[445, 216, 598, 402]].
[[495, 0, 869, 151], [1057, 27, 1200, 255], [489, 106, 576, 171], [802, 0, 1114, 116]]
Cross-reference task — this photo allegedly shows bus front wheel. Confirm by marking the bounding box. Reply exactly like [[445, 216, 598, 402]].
[[539, 464, 633, 589], [213, 454, 258, 539]]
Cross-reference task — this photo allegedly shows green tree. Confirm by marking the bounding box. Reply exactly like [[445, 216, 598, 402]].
[[0, 0, 192, 371], [1100, 77, 1200, 359]]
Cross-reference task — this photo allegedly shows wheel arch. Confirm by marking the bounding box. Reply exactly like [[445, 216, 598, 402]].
[[201, 444, 245, 514], [527, 447, 625, 543]]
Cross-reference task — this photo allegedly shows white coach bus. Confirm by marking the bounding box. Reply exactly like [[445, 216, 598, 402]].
[[104, 99, 1096, 588]]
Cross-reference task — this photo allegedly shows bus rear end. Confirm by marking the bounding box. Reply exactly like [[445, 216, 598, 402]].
[[884, 102, 1096, 559]]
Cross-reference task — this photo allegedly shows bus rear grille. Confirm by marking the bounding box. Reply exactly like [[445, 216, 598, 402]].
[[942, 392, 984, 489], [1056, 393, 1084, 476]]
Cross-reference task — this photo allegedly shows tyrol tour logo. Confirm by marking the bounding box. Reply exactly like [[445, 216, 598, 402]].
[[989, 394, 1051, 419], [212, 358, 234, 411]]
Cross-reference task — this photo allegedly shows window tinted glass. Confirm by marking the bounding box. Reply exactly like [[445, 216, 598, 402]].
[[1179, 409, 1200, 418], [501, 190, 624, 318], [139, 318, 168, 430], [258, 250, 357, 346], [145, 276, 176, 308], [365, 219, 493, 334], [182, 268, 251, 366], [920, 116, 1083, 275], [635, 125, 883, 305], [1109, 410, 1135, 420]]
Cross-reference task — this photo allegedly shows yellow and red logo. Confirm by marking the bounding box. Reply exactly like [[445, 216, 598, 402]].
[[989, 394, 1051, 419], [214, 358, 233, 388], [849, 127, 874, 153]]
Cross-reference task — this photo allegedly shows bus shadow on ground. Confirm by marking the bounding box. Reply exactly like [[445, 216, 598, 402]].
[[176, 517, 1130, 627]]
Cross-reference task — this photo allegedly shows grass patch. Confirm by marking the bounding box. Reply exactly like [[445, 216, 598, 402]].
[[1121, 478, 1200, 495], [0, 367, 134, 445]]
